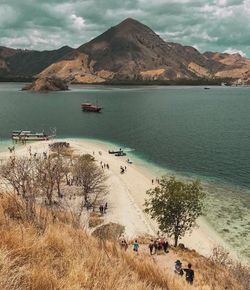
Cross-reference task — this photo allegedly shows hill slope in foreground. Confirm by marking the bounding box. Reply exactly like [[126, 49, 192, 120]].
[[0, 195, 248, 290]]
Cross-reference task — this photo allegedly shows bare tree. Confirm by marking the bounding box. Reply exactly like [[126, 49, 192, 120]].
[[0, 156, 38, 220], [35, 156, 58, 205], [72, 155, 108, 217]]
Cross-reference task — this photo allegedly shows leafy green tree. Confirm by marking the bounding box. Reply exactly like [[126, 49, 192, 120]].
[[145, 176, 206, 247]]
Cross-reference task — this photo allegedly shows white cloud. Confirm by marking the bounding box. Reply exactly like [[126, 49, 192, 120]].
[[223, 48, 246, 57], [0, 0, 250, 57], [70, 14, 85, 30]]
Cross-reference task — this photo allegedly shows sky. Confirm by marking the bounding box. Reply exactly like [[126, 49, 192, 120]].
[[0, 0, 250, 57]]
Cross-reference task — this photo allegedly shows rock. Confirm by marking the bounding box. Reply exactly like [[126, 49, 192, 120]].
[[92, 222, 125, 241], [22, 77, 68, 92]]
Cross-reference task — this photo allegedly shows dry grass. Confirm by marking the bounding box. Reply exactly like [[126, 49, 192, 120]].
[[0, 196, 185, 290], [171, 246, 249, 290], [88, 216, 104, 228], [0, 195, 248, 290]]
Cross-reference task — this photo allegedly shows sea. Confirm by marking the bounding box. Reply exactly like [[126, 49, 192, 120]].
[[0, 82, 249, 261]]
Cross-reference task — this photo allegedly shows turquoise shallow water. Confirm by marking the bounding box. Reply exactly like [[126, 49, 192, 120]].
[[0, 83, 249, 261]]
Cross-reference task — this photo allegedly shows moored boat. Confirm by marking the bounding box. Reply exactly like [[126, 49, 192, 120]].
[[109, 149, 123, 154], [12, 130, 50, 141], [115, 151, 126, 157], [81, 103, 102, 112]]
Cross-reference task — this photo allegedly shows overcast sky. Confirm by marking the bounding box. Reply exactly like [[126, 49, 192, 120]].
[[0, 0, 250, 56]]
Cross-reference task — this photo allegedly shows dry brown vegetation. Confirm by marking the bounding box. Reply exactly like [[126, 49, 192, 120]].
[[169, 246, 250, 290], [0, 194, 249, 290], [0, 144, 249, 290], [0, 195, 187, 290]]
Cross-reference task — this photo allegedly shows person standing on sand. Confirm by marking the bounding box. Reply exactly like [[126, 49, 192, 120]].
[[184, 263, 194, 285], [99, 205, 104, 215], [133, 240, 139, 254]]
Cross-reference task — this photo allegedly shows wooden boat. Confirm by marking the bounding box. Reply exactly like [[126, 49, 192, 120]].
[[115, 151, 126, 157], [12, 130, 50, 141], [109, 149, 122, 154], [81, 103, 102, 112]]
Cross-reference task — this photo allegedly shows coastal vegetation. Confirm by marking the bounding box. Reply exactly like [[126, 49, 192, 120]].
[[145, 176, 206, 247]]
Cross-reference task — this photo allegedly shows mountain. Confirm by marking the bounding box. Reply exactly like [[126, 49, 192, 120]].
[[204, 51, 250, 84], [39, 18, 222, 83], [2, 18, 250, 84], [0, 45, 74, 81]]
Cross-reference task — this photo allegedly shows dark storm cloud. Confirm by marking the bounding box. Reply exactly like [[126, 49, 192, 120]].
[[0, 0, 249, 56]]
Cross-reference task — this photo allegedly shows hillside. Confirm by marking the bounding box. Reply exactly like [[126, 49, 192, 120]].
[[204, 51, 250, 84], [39, 18, 224, 83], [0, 45, 73, 81], [0, 194, 248, 290]]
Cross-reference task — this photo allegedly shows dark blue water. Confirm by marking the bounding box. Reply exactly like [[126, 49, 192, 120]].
[[0, 83, 249, 188], [0, 83, 250, 259]]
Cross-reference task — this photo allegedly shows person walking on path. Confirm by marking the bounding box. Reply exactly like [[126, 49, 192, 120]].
[[174, 260, 184, 276], [184, 263, 194, 285], [149, 240, 154, 255], [163, 239, 169, 253], [153, 239, 158, 255], [133, 239, 139, 254]]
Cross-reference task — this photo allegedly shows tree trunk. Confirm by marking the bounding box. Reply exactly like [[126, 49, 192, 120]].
[[57, 181, 61, 197], [174, 234, 179, 247]]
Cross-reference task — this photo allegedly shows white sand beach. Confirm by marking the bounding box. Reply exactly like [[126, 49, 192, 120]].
[[0, 138, 229, 258]]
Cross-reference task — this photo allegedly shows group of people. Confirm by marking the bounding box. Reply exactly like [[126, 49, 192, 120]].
[[174, 260, 194, 285], [151, 178, 160, 185], [99, 202, 108, 215], [120, 165, 127, 174], [148, 238, 169, 255], [118, 236, 140, 254], [8, 146, 15, 153], [118, 236, 195, 285], [100, 161, 110, 170]]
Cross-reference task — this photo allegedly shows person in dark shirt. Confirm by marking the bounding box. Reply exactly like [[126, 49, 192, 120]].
[[149, 240, 154, 255], [163, 239, 169, 253], [174, 260, 184, 276], [184, 263, 194, 285]]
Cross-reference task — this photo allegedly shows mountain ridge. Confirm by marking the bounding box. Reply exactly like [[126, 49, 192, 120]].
[[1, 18, 250, 85]]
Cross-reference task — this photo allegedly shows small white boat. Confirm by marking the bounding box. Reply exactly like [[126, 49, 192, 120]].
[[127, 159, 133, 164]]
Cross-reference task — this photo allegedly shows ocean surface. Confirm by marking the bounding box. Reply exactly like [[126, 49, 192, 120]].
[[0, 82, 249, 260]]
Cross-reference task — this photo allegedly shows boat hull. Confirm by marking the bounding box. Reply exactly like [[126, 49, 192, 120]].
[[81, 107, 102, 112], [81, 103, 102, 112], [12, 136, 49, 141]]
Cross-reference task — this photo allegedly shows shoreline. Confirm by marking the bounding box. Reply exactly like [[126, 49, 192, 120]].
[[0, 137, 240, 261]]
